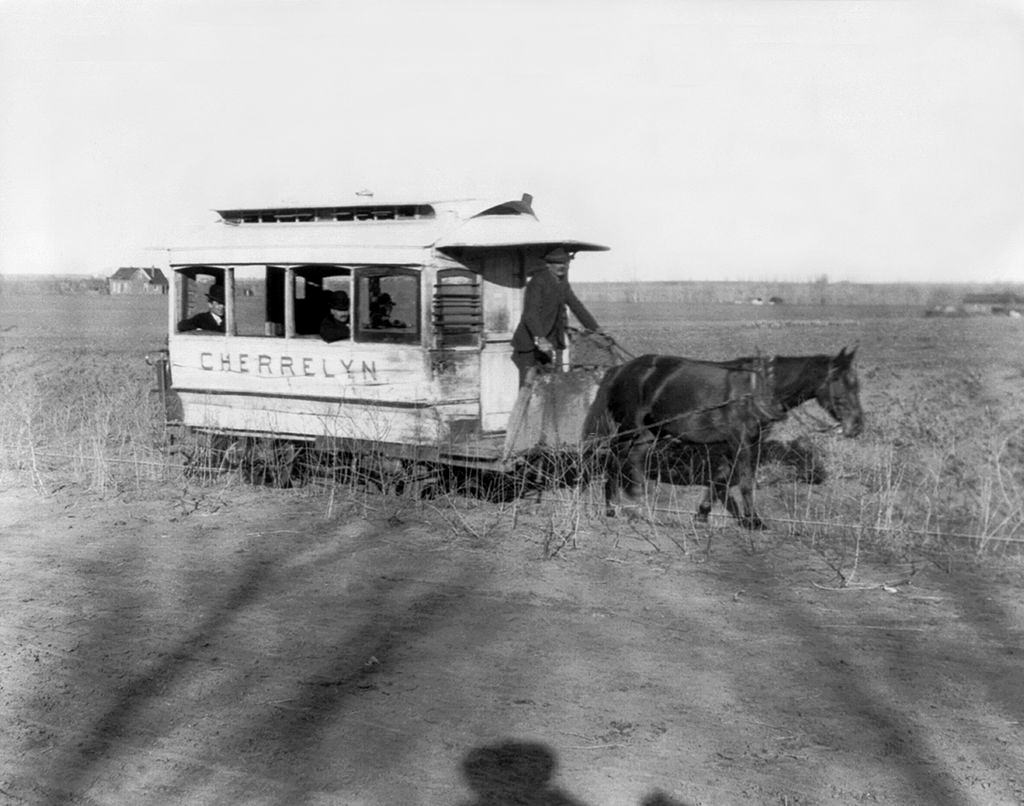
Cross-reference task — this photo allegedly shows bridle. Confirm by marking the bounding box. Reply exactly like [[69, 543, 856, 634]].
[[812, 362, 860, 432]]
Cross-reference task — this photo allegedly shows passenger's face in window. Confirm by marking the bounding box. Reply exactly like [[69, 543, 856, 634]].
[[330, 307, 350, 323]]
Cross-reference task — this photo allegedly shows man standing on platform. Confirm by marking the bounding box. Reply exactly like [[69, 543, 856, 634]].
[[511, 246, 603, 387]]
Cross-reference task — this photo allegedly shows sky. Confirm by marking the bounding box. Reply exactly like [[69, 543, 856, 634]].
[[2, 0, 1024, 284]]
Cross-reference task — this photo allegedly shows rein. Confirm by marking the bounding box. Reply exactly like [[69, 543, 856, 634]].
[[567, 327, 637, 362]]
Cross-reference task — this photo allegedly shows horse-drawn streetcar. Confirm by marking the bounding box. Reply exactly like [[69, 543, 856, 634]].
[[148, 192, 864, 523], [149, 193, 612, 492]]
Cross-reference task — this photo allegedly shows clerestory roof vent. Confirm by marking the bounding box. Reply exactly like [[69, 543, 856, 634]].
[[217, 204, 436, 224]]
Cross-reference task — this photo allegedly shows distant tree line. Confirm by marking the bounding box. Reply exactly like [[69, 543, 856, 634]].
[[0, 275, 109, 296], [4, 274, 1021, 308], [575, 280, 1024, 307]]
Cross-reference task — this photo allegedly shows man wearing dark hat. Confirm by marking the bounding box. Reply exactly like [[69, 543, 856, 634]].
[[320, 289, 351, 342], [369, 292, 407, 329], [511, 246, 603, 386], [177, 284, 226, 332]]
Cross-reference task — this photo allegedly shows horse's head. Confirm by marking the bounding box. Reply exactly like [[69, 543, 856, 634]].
[[816, 346, 864, 437]]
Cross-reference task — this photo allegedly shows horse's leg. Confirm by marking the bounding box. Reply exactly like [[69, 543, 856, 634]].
[[695, 448, 731, 522], [601, 433, 653, 521], [603, 440, 624, 517], [689, 445, 715, 521], [697, 486, 713, 521], [699, 478, 733, 523], [621, 435, 653, 508], [712, 473, 735, 521], [722, 481, 751, 525], [703, 442, 761, 529], [732, 442, 766, 530], [603, 432, 646, 516]]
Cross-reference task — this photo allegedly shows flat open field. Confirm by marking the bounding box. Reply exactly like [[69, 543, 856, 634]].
[[1, 293, 1023, 805]]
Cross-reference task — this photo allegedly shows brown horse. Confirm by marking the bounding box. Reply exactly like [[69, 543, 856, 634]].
[[583, 354, 786, 529]]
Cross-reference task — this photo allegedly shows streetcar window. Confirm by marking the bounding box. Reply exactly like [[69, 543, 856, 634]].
[[175, 267, 225, 334], [291, 266, 352, 337], [234, 266, 271, 336], [355, 268, 420, 344], [174, 265, 414, 341]]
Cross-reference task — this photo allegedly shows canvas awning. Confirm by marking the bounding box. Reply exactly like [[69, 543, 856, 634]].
[[434, 214, 609, 254]]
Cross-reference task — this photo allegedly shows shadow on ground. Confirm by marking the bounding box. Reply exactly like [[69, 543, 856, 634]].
[[456, 740, 693, 806]]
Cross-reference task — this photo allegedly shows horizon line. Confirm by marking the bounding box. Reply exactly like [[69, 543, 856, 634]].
[[1, 273, 1022, 288]]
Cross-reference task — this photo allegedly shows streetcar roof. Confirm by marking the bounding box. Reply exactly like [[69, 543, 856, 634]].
[[163, 194, 608, 265]]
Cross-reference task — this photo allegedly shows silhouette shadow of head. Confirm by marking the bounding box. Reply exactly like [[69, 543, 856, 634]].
[[459, 740, 589, 806], [639, 791, 693, 806]]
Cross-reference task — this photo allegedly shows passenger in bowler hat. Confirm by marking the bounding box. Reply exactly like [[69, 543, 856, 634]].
[[320, 289, 351, 342], [177, 284, 226, 332]]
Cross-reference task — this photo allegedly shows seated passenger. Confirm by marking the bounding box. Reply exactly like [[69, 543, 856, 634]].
[[368, 292, 407, 329], [319, 290, 351, 342], [178, 284, 225, 332]]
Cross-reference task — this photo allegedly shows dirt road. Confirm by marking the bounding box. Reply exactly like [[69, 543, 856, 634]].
[[1, 485, 1022, 805]]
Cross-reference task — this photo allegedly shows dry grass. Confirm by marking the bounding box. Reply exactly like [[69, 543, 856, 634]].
[[2, 294, 1023, 564], [0, 345, 170, 494]]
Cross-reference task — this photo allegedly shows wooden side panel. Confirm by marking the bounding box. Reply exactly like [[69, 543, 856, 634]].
[[169, 335, 434, 402], [480, 252, 525, 431], [176, 391, 474, 446], [168, 330, 500, 445]]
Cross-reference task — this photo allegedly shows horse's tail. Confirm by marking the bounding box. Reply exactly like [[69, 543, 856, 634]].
[[579, 364, 625, 483], [581, 364, 621, 439]]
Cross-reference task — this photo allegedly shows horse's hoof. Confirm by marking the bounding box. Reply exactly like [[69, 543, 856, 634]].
[[695, 509, 710, 523], [605, 506, 617, 518], [741, 517, 768, 531]]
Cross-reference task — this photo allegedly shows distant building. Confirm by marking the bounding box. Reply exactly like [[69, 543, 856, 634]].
[[109, 267, 168, 295], [961, 292, 1024, 316]]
